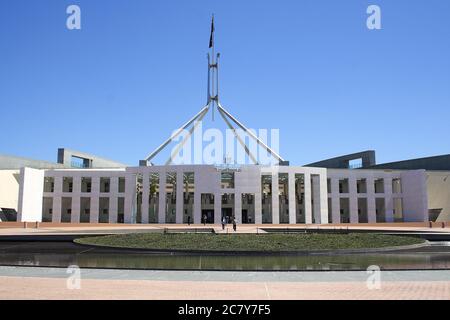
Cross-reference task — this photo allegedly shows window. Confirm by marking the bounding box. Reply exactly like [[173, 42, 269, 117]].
[[357, 179, 367, 194], [81, 177, 92, 193], [183, 172, 194, 223], [348, 158, 363, 169], [117, 197, 125, 224], [63, 177, 73, 193], [221, 171, 235, 189], [99, 197, 110, 223], [374, 179, 384, 193], [118, 177, 125, 193], [148, 173, 159, 223], [100, 177, 110, 193], [339, 179, 349, 193], [43, 177, 54, 193], [393, 198, 403, 222], [80, 197, 91, 223], [261, 175, 272, 224], [165, 172, 177, 223], [392, 178, 402, 194], [278, 173, 289, 223]]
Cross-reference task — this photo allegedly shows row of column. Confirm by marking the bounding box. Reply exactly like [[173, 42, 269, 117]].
[[47, 176, 122, 223], [329, 177, 396, 223], [124, 171, 328, 225]]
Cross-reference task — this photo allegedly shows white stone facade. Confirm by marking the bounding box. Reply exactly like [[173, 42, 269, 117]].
[[14, 165, 429, 224]]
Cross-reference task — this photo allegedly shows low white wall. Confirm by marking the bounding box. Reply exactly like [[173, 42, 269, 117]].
[[17, 167, 44, 222], [401, 170, 428, 222], [0, 170, 20, 210], [427, 171, 450, 222]]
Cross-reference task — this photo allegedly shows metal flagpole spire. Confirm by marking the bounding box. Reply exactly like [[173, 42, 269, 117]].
[[207, 14, 219, 122], [142, 15, 287, 166]]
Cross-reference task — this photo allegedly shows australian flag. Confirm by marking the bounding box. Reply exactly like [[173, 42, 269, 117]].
[[209, 16, 215, 48]]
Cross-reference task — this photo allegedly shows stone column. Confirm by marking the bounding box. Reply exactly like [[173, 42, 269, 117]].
[[384, 178, 394, 222], [109, 176, 119, 224], [318, 173, 329, 224], [367, 177, 376, 223], [304, 173, 312, 224], [254, 191, 262, 224], [271, 172, 279, 224], [52, 196, 62, 223], [235, 192, 242, 224], [124, 174, 136, 224], [214, 192, 222, 224], [158, 172, 166, 224], [194, 191, 201, 224], [176, 171, 184, 224], [288, 173, 296, 224], [90, 195, 99, 224], [331, 178, 340, 223], [349, 176, 358, 223], [312, 175, 321, 223], [141, 173, 149, 224], [71, 176, 81, 223], [52, 176, 62, 223], [109, 196, 118, 223]]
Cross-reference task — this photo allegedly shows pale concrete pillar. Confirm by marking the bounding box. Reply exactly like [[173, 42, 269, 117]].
[[71, 197, 80, 223], [349, 176, 358, 223], [304, 173, 312, 224], [141, 173, 149, 224], [331, 178, 340, 223], [90, 196, 99, 223], [311, 174, 320, 224], [318, 173, 329, 224], [124, 174, 136, 224], [288, 173, 296, 224], [109, 177, 119, 224], [311, 174, 328, 224], [110, 177, 119, 195], [71, 176, 81, 223], [254, 191, 262, 224], [52, 196, 62, 223], [194, 191, 201, 224], [214, 192, 221, 224], [367, 177, 376, 223], [235, 192, 242, 224], [271, 172, 279, 224], [158, 172, 166, 224], [54, 176, 63, 194], [109, 196, 118, 223], [176, 171, 184, 224], [384, 178, 394, 222]]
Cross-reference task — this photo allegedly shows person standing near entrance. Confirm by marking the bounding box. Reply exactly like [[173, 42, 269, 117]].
[[203, 214, 207, 225], [232, 217, 237, 232], [187, 216, 191, 226], [222, 216, 226, 230]]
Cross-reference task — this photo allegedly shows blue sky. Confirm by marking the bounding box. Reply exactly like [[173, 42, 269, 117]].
[[0, 0, 449, 166]]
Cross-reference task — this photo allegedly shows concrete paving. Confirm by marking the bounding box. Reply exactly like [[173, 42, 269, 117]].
[[0, 266, 449, 300], [1, 224, 450, 236]]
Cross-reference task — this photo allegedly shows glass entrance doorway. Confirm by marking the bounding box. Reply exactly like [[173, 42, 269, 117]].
[[222, 208, 233, 223], [202, 209, 214, 224]]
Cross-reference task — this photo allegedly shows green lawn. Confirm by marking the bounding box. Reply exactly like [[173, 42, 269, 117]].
[[74, 233, 425, 252]]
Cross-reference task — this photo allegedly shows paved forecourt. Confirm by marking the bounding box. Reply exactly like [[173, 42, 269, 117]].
[[0, 267, 449, 300]]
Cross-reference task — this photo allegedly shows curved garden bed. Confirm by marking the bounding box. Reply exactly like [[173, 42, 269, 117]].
[[74, 233, 426, 254]]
